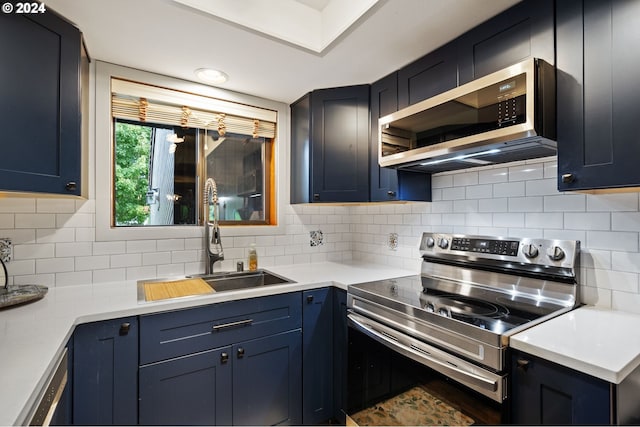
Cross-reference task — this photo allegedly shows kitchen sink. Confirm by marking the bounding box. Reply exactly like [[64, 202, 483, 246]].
[[138, 269, 296, 303], [190, 269, 296, 292]]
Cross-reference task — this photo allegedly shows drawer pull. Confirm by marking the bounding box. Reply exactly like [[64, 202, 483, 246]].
[[212, 319, 253, 332]]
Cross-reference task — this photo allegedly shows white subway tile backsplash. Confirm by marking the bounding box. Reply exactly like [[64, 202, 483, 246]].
[[580, 249, 611, 270], [494, 182, 525, 198], [15, 214, 56, 229], [509, 164, 544, 181], [157, 239, 185, 252], [453, 172, 478, 187], [111, 253, 142, 268], [544, 194, 586, 212], [492, 213, 525, 228], [611, 212, 640, 232], [525, 178, 557, 196], [508, 197, 543, 212], [56, 271, 93, 287], [126, 240, 157, 253], [525, 213, 563, 229], [0, 156, 637, 314], [55, 242, 92, 257], [588, 231, 638, 252], [93, 241, 126, 255], [442, 186, 466, 200], [453, 200, 478, 213], [93, 268, 126, 284], [478, 167, 508, 184], [432, 174, 453, 188], [36, 228, 76, 244], [76, 255, 110, 271], [0, 198, 35, 213], [466, 184, 493, 199], [611, 251, 640, 274], [584, 268, 639, 293], [0, 214, 14, 228], [587, 193, 639, 212], [564, 213, 610, 231], [14, 243, 54, 260], [37, 199, 76, 213], [478, 198, 508, 213], [36, 257, 74, 274]]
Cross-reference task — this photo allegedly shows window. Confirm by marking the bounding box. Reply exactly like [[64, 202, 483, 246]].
[[110, 78, 277, 227]]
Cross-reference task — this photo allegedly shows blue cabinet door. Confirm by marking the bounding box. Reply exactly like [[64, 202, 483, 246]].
[[397, 43, 458, 109], [232, 329, 302, 426], [302, 288, 334, 424], [557, 0, 640, 191], [332, 288, 348, 423], [139, 347, 232, 425], [511, 350, 611, 424], [456, 0, 555, 84], [73, 317, 138, 425], [291, 85, 370, 203], [0, 10, 86, 196]]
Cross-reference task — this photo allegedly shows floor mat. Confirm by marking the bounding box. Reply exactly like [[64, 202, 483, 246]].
[[350, 386, 475, 426]]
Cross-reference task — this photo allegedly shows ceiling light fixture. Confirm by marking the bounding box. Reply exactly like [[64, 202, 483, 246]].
[[194, 68, 228, 85]]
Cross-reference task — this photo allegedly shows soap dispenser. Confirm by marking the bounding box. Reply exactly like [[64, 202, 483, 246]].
[[248, 243, 258, 271]]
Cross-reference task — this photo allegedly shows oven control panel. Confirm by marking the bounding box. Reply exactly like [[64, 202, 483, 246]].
[[419, 232, 580, 270], [450, 237, 519, 256]]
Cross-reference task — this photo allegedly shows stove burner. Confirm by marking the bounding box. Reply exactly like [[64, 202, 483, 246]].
[[420, 292, 509, 320]]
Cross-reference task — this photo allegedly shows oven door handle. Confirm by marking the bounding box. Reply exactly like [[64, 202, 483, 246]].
[[348, 313, 501, 396]]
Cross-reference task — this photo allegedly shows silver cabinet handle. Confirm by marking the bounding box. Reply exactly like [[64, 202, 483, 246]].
[[212, 319, 253, 331]]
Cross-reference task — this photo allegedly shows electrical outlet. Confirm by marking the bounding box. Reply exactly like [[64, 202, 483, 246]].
[[388, 233, 398, 250], [0, 238, 12, 263]]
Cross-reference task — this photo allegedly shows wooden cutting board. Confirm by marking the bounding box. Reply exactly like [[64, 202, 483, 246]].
[[143, 278, 213, 302]]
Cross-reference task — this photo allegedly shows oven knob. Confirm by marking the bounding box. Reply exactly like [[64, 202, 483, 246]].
[[547, 246, 565, 261], [425, 237, 435, 248], [438, 238, 449, 249], [522, 244, 539, 259]]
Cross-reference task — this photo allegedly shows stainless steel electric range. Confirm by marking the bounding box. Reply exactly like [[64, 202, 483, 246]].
[[346, 232, 580, 424]]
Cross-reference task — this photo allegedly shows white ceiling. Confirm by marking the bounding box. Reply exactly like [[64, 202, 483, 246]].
[[43, 0, 521, 104]]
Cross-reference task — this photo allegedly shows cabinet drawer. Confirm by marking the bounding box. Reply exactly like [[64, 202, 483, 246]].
[[140, 292, 302, 364]]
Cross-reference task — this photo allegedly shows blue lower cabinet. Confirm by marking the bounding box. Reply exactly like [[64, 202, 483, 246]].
[[232, 330, 302, 426], [139, 347, 232, 426], [302, 288, 334, 424], [511, 350, 611, 424], [72, 317, 138, 425]]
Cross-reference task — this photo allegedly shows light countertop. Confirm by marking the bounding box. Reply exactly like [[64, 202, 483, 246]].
[[0, 260, 414, 426], [510, 305, 640, 384]]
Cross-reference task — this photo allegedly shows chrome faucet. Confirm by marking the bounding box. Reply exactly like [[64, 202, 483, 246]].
[[204, 178, 224, 274]]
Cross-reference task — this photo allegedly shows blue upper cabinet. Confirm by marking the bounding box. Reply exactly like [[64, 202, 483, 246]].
[[370, 73, 432, 202], [456, 0, 555, 84], [0, 9, 87, 196], [557, 0, 640, 191], [397, 43, 459, 109], [291, 85, 370, 203]]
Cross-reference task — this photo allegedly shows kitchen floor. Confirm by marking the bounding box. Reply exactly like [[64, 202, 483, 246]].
[[349, 378, 501, 426]]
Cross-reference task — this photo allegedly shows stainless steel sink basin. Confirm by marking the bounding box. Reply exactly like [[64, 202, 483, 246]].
[[138, 269, 296, 303], [190, 269, 296, 292]]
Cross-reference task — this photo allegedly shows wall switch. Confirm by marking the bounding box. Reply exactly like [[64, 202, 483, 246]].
[[0, 238, 12, 263]]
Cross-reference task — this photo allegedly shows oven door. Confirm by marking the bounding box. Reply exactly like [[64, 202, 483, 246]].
[[347, 311, 507, 425]]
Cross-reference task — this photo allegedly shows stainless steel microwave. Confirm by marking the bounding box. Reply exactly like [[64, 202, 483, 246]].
[[378, 58, 556, 173]]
